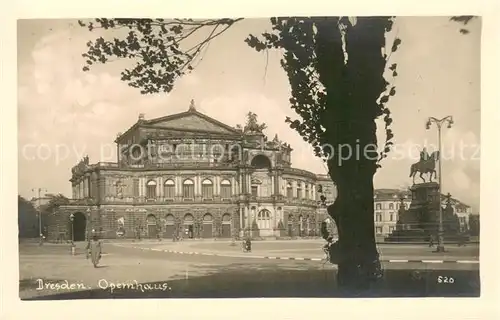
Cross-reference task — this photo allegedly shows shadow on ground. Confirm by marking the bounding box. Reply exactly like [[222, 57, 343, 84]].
[[21, 264, 480, 300]]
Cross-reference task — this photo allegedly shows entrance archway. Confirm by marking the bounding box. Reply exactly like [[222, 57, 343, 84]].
[[221, 213, 231, 238], [72, 212, 87, 241], [202, 214, 213, 238], [146, 214, 158, 239], [164, 214, 175, 238], [183, 214, 194, 239]]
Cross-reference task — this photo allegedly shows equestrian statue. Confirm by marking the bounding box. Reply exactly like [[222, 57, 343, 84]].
[[409, 148, 440, 184]]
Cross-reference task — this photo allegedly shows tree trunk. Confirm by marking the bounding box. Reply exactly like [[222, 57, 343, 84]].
[[325, 114, 382, 290], [328, 164, 380, 290], [312, 17, 389, 291]]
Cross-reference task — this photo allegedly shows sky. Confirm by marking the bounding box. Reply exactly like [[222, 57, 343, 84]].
[[17, 17, 481, 211]]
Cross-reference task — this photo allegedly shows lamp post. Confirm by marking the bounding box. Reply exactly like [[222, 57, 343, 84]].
[[69, 213, 75, 255], [86, 208, 91, 242], [38, 211, 43, 246], [426, 115, 454, 253], [32, 188, 46, 245]]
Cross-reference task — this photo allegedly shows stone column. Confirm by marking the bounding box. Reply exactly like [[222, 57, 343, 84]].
[[175, 176, 181, 196], [157, 177, 163, 197], [138, 177, 144, 197], [239, 207, 243, 229], [156, 177, 161, 197], [245, 206, 250, 231], [215, 176, 220, 195], [231, 176, 236, 195], [195, 175, 200, 196], [241, 171, 247, 194], [274, 169, 280, 195], [83, 178, 87, 198], [271, 175, 275, 195]]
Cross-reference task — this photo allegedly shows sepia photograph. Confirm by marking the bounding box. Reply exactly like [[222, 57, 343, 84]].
[[16, 15, 482, 301]]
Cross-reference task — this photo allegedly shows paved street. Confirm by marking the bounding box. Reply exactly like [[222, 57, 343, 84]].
[[122, 239, 479, 262], [19, 241, 480, 299]]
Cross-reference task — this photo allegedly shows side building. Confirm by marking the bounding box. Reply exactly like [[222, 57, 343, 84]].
[[373, 188, 474, 237], [49, 101, 337, 241]]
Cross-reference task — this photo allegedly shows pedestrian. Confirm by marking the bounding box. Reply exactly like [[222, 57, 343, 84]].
[[85, 238, 91, 259], [429, 234, 434, 247], [89, 231, 102, 268]]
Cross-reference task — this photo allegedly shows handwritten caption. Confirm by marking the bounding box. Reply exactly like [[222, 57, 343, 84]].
[[35, 279, 172, 293]]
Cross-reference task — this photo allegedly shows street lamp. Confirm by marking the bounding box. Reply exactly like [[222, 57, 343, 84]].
[[69, 213, 75, 255], [38, 211, 43, 246], [426, 115, 454, 253], [32, 187, 46, 245], [86, 208, 91, 242]]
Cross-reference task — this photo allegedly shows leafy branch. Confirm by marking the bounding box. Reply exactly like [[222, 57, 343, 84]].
[[79, 18, 243, 94]]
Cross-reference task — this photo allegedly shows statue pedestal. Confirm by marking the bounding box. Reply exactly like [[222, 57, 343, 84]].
[[402, 182, 440, 231], [385, 182, 466, 243]]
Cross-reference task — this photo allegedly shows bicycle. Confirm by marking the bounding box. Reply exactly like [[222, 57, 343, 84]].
[[321, 245, 331, 266]]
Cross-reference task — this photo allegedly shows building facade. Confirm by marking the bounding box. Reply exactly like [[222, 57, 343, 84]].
[[51, 101, 337, 241], [373, 189, 412, 237]]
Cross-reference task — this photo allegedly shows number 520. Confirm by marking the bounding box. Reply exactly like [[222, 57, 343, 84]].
[[437, 276, 455, 284]]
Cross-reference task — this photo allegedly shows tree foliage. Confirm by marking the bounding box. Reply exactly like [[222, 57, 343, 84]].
[[79, 18, 242, 94], [468, 214, 480, 236], [18, 196, 39, 238], [245, 17, 399, 182], [450, 16, 477, 34], [39, 193, 70, 215]]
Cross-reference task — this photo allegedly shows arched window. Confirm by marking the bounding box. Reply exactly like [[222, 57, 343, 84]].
[[163, 179, 175, 199], [375, 203, 382, 210], [389, 203, 394, 210], [251, 154, 272, 169], [305, 184, 310, 199], [286, 182, 293, 199], [146, 214, 157, 225], [201, 179, 214, 199], [183, 213, 194, 225], [296, 182, 302, 199], [220, 179, 232, 199], [146, 180, 157, 199], [203, 213, 213, 223], [165, 214, 175, 225], [257, 209, 271, 229], [182, 179, 194, 199]]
